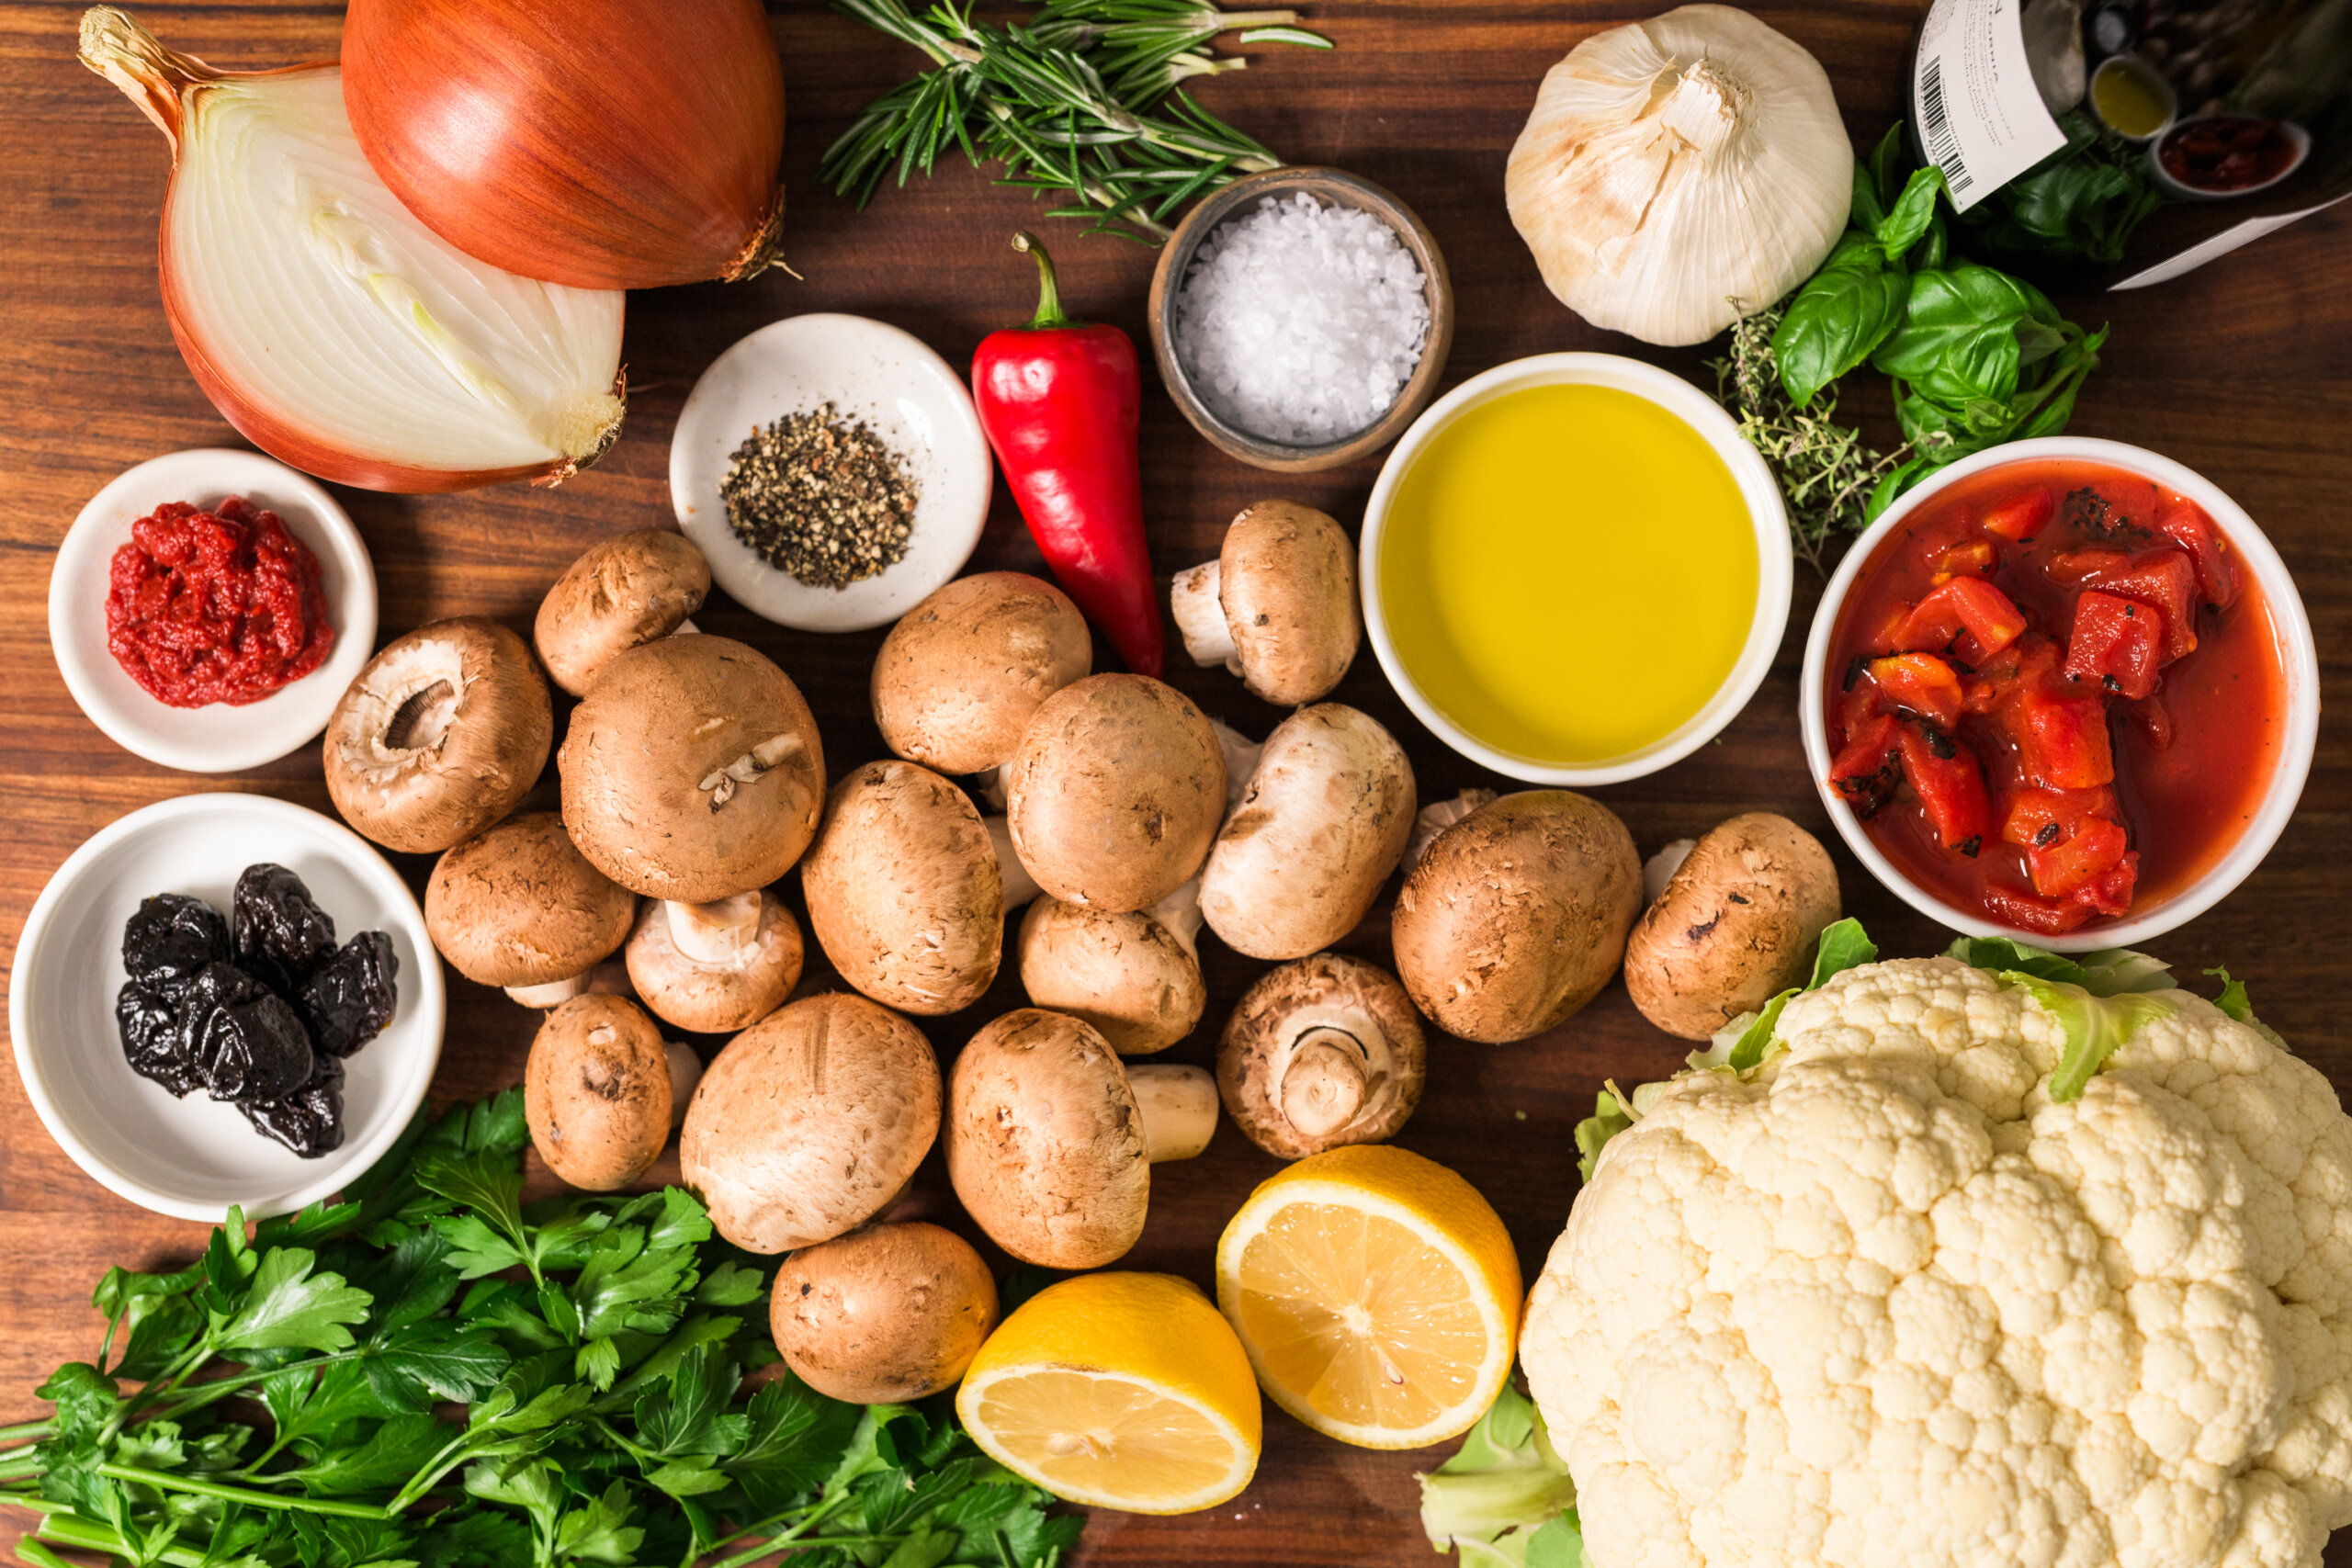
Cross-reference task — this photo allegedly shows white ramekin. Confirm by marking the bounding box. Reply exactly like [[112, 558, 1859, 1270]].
[[1799, 437, 2320, 952], [1359, 353, 1793, 785]]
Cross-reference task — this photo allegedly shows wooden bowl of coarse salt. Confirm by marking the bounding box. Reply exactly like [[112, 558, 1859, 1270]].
[[1148, 166, 1454, 473]]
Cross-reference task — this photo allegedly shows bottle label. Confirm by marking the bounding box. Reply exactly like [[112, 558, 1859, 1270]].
[[1914, 0, 2068, 211]]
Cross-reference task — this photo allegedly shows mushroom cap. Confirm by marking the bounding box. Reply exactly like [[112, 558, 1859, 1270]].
[[324, 617, 551, 854], [1216, 953, 1427, 1159], [1003, 674, 1226, 913], [1390, 790, 1644, 1043], [680, 992, 941, 1253], [534, 529, 710, 697], [1199, 704, 1416, 960], [872, 572, 1091, 775], [946, 1009, 1148, 1269], [1220, 501, 1361, 705], [560, 634, 826, 903], [625, 891, 803, 1034], [1015, 896, 1204, 1055], [800, 761, 1001, 1017], [1624, 812, 1841, 1040], [770, 1222, 1000, 1404], [424, 812, 638, 987], [525, 994, 672, 1192]]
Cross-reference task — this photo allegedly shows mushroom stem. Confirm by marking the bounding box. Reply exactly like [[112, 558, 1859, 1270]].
[[1643, 839, 1699, 904], [973, 765, 1009, 813], [1171, 561, 1238, 671], [385, 677, 460, 752], [586, 957, 635, 997], [1144, 876, 1204, 964], [1405, 789, 1499, 870], [673, 617, 701, 637], [506, 972, 590, 1008], [987, 817, 1042, 909], [1278, 1028, 1370, 1137], [666, 893, 764, 964], [1208, 718, 1262, 818], [1127, 1064, 1218, 1163]]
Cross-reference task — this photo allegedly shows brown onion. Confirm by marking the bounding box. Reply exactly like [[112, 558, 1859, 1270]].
[[79, 7, 628, 492], [342, 0, 787, 291]]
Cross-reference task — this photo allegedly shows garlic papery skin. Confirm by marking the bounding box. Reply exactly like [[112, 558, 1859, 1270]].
[[83, 8, 626, 493], [1504, 3, 1851, 348]]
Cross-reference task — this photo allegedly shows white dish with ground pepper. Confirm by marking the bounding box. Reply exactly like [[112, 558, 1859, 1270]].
[[670, 312, 993, 633]]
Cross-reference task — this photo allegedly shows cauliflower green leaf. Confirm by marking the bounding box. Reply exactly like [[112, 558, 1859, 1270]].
[[2206, 966, 2290, 1051], [2000, 973, 2176, 1102], [1419, 1383, 1585, 1567]]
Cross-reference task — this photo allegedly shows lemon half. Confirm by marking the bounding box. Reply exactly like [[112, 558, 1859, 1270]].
[[1216, 1145, 1522, 1450], [956, 1271, 1261, 1514]]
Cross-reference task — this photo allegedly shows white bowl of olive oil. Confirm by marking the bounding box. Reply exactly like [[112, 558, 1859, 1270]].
[[1359, 354, 1791, 785]]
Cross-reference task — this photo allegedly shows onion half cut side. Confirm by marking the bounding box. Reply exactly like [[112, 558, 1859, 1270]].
[[80, 8, 627, 493]]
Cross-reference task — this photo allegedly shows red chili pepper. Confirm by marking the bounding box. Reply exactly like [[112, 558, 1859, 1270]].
[[971, 232, 1163, 677]]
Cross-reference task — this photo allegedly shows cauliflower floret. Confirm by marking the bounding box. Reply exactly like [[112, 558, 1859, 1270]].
[[1523, 957, 2352, 1568]]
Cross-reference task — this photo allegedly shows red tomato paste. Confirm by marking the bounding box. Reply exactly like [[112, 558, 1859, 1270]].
[[106, 496, 335, 707], [1824, 458, 2285, 936]]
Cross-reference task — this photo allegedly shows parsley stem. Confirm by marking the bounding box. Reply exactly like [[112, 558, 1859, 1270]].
[[0, 1420, 51, 1442], [697, 1493, 854, 1568], [96, 1461, 390, 1518], [142, 1348, 362, 1427], [36, 1510, 210, 1568]]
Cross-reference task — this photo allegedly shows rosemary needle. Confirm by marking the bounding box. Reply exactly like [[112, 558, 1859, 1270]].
[[824, 0, 1329, 241]]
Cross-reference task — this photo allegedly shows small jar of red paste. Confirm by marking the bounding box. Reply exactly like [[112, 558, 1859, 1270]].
[[105, 496, 335, 707]]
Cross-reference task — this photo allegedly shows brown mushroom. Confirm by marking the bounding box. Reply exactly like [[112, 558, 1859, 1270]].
[[324, 618, 551, 853], [945, 1009, 1217, 1269], [1391, 791, 1644, 1043], [665, 1040, 704, 1127], [533, 529, 711, 697], [770, 1222, 999, 1404], [526, 994, 672, 1191], [1217, 953, 1426, 1159], [1002, 674, 1226, 913], [871, 572, 1091, 782], [1015, 878, 1204, 1055], [624, 890, 804, 1033], [560, 634, 826, 904], [424, 812, 636, 1007], [679, 992, 941, 1254], [1170, 500, 1360, 705], [1624, 813, 1842, 1041], [800, 761, 1037, 1017], [1405, 789, 1499, 871], [1199, 705, 1416, 960]]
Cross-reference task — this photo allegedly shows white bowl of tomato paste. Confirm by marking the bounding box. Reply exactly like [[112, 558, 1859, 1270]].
[[1801, 438, 2318, 951], [49, 448, 377, 773]]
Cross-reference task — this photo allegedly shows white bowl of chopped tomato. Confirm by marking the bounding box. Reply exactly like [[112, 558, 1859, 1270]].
[[1801, 438, 2318, 949]]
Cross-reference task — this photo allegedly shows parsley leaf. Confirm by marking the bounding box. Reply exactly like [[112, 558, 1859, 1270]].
[[218, 1248, 374, 1355]]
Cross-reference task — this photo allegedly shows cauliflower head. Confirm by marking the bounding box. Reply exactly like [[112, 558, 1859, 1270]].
[[1521, 956, 2352, 1568]]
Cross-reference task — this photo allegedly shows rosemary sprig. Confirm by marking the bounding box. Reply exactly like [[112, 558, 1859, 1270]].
[[824, 0, 1326, 241], [1709, 308, 1948, 575]]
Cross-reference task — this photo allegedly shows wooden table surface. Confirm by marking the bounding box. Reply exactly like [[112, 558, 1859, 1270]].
[[2, 1, 2346, 1562]]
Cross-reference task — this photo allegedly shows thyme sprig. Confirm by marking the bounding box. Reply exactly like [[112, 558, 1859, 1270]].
[[1708, 308, 1947, 576], [823, 0, 1329, 241]]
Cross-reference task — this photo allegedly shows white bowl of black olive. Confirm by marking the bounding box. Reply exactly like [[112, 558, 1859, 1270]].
[[9, 792, 444, 1221]]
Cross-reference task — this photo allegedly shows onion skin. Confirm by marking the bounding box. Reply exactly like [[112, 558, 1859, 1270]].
[[342, 0, 787, 291]]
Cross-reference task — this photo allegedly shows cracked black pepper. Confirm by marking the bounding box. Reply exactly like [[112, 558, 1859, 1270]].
[[719, 403, 919, 589]]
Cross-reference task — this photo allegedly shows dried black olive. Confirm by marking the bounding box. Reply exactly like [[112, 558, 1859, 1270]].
[[241, 1053, 345, 1159], [121, 893, 229, 983], [117, 979, 203, 1097], [300, 931, 399, 1058], [232, 864, 336, 995]]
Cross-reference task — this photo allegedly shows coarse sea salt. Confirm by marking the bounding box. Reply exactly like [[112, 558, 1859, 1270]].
[[1173, 192, 1430, 446]]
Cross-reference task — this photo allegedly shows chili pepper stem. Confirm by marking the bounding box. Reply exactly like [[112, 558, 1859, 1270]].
[[1012, 233, 1076, 331]]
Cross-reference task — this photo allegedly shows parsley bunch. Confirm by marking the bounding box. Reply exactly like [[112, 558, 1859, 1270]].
[[0, 1091, 1077, 1568]]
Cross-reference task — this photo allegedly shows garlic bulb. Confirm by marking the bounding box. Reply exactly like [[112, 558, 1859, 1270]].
[[1505, 4, 1852, 347]]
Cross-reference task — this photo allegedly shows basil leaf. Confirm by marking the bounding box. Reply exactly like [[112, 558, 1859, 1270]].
[[1872, 266, 2045, 406], [1875, 164, 1945, 265], [1868, 120, 1909, 215], [1772, 236, 1908, 407], [1849, 158, 1888, 235]]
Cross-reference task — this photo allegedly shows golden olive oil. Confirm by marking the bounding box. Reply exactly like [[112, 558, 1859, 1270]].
[[1378, 382, 1758, 765]]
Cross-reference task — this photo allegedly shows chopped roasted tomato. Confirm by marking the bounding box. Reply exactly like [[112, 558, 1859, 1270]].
[[1828, 714, 1902, 816], [2054, 548, 2199, 662], [2008, 684, 2115, 789], [2075, 852, 2139, 916], [2129, 694, 2174, 750], [2157, 502, 2240, 608], [1896, 724, 1991, 852], [1868, 654, 1964, 729], [1981, 883, 2098, 936], [1980, 488, 2054, 543], [1934, 539, 1998, 582], [2000, 785, 2121, 848], [2064, 591, 2165, 701], [2026, 817, 2130, 898], [2062, 477, 2159, 537], [1894, 579, 2029, 661]]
